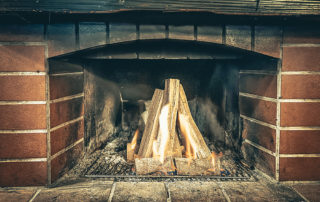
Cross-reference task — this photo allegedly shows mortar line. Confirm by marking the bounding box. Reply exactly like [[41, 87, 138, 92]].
[[281, 71, 320, 75], [0, 129, 47, 134], [240, 115, 277, 129], [28, 189, 42, 202], [164, 182, 172, 202], [280, 99, 320, 103], [50, 138, 84, 160], [279, 154, 320, 158], [244, 139, 276, 156], [50, 116, 84, 132], [0, 42, 47, 46], [44, 44, 51, 185], [239, 70, 277, 75], [49, 72, 83, 76], [275, 26, 284, 181], [0, 158, 47, 163], [239, 92, 277, 102], [282, 43, 320, 47], [50, 93, 84, 104], [0, 72, 46, 76], [216, 182, 231, 202], [0, 101, 46, 105], [108, 182, 117, 202], [280, 126, 320, 130]]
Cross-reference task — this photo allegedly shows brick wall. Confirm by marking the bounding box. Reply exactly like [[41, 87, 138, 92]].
[[0, 25, 48, 186], [0, 22, 319, 186]]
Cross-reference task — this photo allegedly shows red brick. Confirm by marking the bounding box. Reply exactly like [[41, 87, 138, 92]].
[[284, 26, 320, 44], [240, 96, 277, 125], [49, 60, 83, 74], [51, 142, 83, 182], [0, 105, 47, 130], [51, 119, 84, 155], [0, 46, 45, 72], [239, 73, 277, 98], [242, 119, 276, 152], [50, 74, 83, 100], [50, 98, 84, 128], [242, 142, 275, 178], [282, 75, 320, 99], [282, 47, 320, 71], [280, 130, 320, 154], [254, 26, 281, 58], [0, 162, 47, 186], [281, 102, 320, 127], [0, 76, 45, 101], [0, 133, 47, 158], [279, 157, 320, 181]]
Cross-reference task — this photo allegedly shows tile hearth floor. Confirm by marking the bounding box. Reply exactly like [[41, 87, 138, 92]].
[[0, 176, 319, 202]]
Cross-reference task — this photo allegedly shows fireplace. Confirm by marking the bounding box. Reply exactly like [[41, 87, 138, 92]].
[[0, 12, 320, 186]]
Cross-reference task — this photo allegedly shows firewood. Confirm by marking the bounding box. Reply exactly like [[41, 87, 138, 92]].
[[135, 157, 175, 175], [178, 84, 211, 159], [175, 157, 220, 176], [161, 79, 181, 157], [138, 89, 164, 158]]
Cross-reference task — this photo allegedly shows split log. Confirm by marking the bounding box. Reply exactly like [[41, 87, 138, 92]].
[[178, 84, 211, 159], [138, 89, 163, 158], [175, 157, 220, 176], [135, 157, 174, 175], [161, 79, 182, 157]]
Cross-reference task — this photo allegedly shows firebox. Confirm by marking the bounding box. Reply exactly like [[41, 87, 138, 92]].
[[1, 12, 320, 187], [47, 39, 277, 181]]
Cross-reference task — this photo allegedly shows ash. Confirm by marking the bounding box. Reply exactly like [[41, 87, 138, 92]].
[[65, 129, 135, 178], [61, 129, 250, 181]]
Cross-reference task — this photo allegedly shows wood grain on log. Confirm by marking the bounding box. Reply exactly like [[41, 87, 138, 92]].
[[135, 157, 174, 175], [138, 89, 163, 158], [175, 157, 220, 176], [178, 84, 211, 159]]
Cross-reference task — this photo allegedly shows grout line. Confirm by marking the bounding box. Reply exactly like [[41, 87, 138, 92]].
[[0, 129, 47, 134], [276, 27, 284, 182], [108, 182, 117, 202], [0, 101, 46, 105], [50, 116, 83, 132], [280, 126, 320, 130], [49, 72, 83, 76], [281, 71, 320, 75], [291, 186, 310, 202], [222, 24, 226, 44], [194, 25, 197, 41], [50, 93, 84, 104], [28, 189, 42, 202], [280, 99, 320, 103], [50, 138, 84, 160], [239, 92, 277, 102], [165, 25, 169, 39], [279, 154, 320, 158], [282, 43, 320, 47], [239, 70, 277, 75], [281, 181, 320, 185], [44, 44, 51, 185], [0, 158, 47, 163], [240, 115, 277, 129], [106, 22, 110, 44], [216, 182, 231, 202], [0, 72, 46, 76], [0, 42, 47, 46], [164, 183, 172, 202], [244, 139, 276, 156]]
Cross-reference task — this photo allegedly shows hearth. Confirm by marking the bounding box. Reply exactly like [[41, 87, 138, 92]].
[[48, 39, 276, 182]]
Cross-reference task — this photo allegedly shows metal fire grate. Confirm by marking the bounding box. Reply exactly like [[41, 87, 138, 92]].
[[84, 156, 255, 182]]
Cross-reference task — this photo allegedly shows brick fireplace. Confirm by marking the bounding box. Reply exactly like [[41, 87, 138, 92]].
[[0, 13, 319, 186]]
